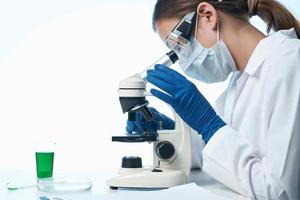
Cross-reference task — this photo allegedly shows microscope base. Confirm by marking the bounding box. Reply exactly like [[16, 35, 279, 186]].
[[106, 168, 188, 189]]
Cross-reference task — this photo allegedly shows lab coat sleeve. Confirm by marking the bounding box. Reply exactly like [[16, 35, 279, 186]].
[[191, 129, 205, 169], [202, 51, 300, 199]]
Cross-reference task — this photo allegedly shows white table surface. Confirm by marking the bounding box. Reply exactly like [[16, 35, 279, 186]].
[[0, 168, 248, 200]]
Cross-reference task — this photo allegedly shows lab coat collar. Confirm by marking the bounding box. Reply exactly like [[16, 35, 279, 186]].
[[244, 28, 298, 76]]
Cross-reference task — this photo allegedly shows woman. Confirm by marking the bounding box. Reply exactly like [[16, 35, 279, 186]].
[[126, 0, 300, 199]]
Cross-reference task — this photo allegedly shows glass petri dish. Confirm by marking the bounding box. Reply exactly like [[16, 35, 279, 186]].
[[37, 177, 92, 194]]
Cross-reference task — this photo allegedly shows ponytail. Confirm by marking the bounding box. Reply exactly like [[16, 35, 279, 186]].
[[248, 0, 300, 39]]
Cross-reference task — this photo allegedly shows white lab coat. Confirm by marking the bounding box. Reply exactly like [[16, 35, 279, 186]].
[[192, 28, 300, 200]]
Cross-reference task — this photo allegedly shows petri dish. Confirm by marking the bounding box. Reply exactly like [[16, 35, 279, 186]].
[[37, 177, 92, 194]]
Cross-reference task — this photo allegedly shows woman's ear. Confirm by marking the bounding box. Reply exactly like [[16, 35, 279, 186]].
[[196, 2, 218, 30]]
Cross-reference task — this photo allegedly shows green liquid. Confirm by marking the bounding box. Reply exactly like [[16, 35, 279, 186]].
[[35, 152, 54, 179]]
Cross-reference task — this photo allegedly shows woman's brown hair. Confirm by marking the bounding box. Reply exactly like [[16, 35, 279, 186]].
[[152, 0, 300, 39]]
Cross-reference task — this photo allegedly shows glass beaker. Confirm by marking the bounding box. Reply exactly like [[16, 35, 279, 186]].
[[35, 141, 55, 179]]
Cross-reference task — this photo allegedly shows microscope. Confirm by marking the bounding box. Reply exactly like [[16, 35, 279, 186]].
[[106, 12, 197, 190]]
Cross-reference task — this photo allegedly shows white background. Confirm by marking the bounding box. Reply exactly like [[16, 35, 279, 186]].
[[0, 0, 299, 171]]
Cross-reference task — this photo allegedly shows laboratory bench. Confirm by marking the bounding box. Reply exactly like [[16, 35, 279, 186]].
[[0, 168, 248, 200]]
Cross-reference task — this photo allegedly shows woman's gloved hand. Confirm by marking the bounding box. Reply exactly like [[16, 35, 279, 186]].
[[146, 64, 226, 143], [126, 107, 175, 135]]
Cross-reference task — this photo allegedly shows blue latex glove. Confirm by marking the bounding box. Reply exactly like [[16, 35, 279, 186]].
[[126, 107, 175, 135], [146, 64, 226, 143]]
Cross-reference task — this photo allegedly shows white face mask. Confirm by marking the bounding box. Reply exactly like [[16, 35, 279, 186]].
[[178, 22, 237, 83]]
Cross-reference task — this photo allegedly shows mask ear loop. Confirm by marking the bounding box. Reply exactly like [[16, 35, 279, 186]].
[[217, 20, 220, 41], [195, 7, 200, 40]]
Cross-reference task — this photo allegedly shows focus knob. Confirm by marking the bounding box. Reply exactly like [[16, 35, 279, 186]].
[[121, 156, 142, 168], [156, 141, 175, 160]]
